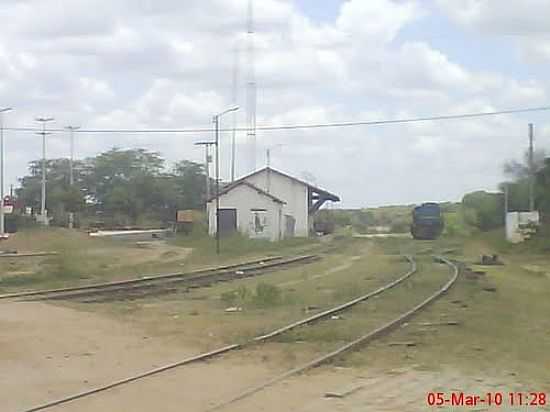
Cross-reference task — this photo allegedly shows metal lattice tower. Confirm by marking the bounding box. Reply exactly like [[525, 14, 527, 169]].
[[246, 0, 257, 172]]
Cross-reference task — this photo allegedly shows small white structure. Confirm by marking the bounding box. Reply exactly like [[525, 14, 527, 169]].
[[505, 211, 540, 243], [207, 167, 340, 241]]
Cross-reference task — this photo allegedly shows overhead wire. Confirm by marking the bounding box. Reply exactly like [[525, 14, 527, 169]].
[[3, 105, 550, 135]]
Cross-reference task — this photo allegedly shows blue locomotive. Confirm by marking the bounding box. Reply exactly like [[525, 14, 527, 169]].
[[411, 202, 444, 240]]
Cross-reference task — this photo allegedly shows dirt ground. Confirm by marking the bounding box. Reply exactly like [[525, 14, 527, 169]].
[[1, 300, 534, 412], [0, 301, 200, 412], [86, 241, 192, 268]]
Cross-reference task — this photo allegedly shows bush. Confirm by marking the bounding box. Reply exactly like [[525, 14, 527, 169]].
[[253, 282, 282, 307], [221, 290, 238, 306], [220, 282, 283, 308], [462, 191, 504, 231], [389, 220, 410, 233], [220, 285, 251, 306], [443, 210, 476, 237]]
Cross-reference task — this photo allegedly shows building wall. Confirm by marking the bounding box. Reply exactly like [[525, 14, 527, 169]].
[[207, 185, 283, 241], [245, 170, 310, 237], [505, 211, 540, 243]]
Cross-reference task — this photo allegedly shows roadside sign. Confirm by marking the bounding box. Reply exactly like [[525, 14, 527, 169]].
[[177, 210, 194, 223], [2, 196, 13, 214]]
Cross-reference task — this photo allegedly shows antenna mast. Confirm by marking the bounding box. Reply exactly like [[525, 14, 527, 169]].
[[246, 0, 257, 172], [230, 46, 239, 182]]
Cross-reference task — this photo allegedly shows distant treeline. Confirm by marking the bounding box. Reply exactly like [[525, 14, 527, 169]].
[[317, 148, 550, 236]]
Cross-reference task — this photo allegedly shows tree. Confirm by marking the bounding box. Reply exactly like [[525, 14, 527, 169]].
[[172, 160, 207, 210], [84, 148, 166, 219], [462, 191, 504, 231], [535, 158, 550, 217], [17, 158, 87, 223], [502, 148, 548, 213], [503, 148, 546, 181], [350, 209, 375, 233]]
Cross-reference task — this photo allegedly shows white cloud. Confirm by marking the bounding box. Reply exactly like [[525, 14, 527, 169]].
[[436, 0, 550, 34], [437, 0, 550, 64], [389, 42, 471, 90], [0, 0, 548, 206], [337, 0, 420, 43]]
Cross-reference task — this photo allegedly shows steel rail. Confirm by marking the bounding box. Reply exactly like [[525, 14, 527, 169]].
[[207, 256, 460, 411], [0, 256, 285, 301], [20, 256, 417, 412], [252, 255, 416, 342], [34, 255, 319, 302], [0, 252, 58, 258]]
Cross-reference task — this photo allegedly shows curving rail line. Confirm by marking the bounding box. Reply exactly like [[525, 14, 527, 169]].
[[20, 255, 417, 412], [208, 256, 460, 411], [0, 255, 319, 302]]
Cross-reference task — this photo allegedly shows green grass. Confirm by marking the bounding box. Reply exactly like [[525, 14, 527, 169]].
[[0, 228, 119, 291], [75, 241, 407, 349], [341, 235, 550, 389], [277, 257, 450, 345], [0, 227, 325, 293], [492, 226, 550, 254], [171, 230, 319, 263], [220, 282, 284, 308]]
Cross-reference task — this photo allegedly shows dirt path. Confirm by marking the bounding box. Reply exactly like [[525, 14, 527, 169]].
[[220, 366, 537, 412], [0, 301, 203, 412], [277, 255, 362, 288]]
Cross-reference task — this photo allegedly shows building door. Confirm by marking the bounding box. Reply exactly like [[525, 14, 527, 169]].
[[285, 215, 296, 238], [218, 209, 237, 236]]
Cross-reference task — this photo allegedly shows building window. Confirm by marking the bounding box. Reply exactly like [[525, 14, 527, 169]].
[[250, 209, 268, 236]]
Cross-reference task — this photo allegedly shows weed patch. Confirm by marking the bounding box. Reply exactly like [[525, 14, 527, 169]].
[[220, 282, 284, 308]]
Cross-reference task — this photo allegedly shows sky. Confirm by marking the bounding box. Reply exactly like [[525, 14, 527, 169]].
[[0, 0, 549, 207]]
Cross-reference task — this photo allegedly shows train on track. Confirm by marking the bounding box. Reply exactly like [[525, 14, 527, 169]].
[[410, 202, 444, 240]]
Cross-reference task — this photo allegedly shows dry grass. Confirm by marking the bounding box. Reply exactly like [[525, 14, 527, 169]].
[[0, 228, 326, 293], [62, 239, 409, 362], [342, 235, 550, 390]]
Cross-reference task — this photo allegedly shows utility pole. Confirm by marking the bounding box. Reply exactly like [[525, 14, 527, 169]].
[[36, 117, 54, 225], [194, 141, 216, 202], [504, 182, 509, 225], [266, 144, 284, 194], [266, 144, 284, 168], [504, 183, 509, 213], [0, 107, 13, 238], [65, 125, 80, 229], [214, 115, 221, 255], [213, 107, 239, 255], [528, 123, 535, 211]]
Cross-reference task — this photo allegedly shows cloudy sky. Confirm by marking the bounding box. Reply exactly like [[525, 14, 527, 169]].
[[0, 0, 549, 207]]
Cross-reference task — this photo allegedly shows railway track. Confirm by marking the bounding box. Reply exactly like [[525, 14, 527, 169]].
[[208, 255, 460, 411], [20, 254, 420, 412], [0, 255, 318, 302]]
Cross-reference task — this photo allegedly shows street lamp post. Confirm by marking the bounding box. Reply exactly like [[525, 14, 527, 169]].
[[213, 106, 239, 255], [36, 117, 54, 225], [0, 107, 13, 238], [65, 126, 80, 229]]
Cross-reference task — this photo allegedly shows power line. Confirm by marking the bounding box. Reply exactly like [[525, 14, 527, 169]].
[[3, 105, 550, 134]]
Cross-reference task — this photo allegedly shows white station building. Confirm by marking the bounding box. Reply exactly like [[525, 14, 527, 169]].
[[207, 167, 340, 241]]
